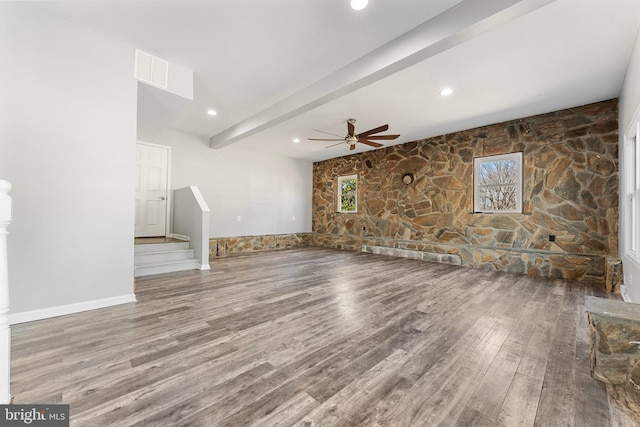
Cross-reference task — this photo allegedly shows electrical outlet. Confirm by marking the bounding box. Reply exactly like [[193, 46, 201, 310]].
[[236, 216, 241, 222], [549, 234, 555, 242]]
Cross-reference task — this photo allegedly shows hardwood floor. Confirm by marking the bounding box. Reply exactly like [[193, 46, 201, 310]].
[[10, 247, 640, 426]]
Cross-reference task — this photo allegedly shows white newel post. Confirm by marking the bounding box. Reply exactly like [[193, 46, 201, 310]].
[[0, 180, 11, 403]]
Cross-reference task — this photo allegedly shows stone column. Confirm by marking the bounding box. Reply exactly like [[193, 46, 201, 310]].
[[605, 257, 623, 293], [0, 180, 12, 403]]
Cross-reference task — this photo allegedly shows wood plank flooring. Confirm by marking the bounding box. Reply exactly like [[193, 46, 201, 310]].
[[9, 247, 640, 426]]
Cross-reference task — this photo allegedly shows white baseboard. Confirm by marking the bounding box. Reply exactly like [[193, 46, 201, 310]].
[[8, 294, 137, 325], [169, 233, 190, 241], [199, 264, 210, 271]]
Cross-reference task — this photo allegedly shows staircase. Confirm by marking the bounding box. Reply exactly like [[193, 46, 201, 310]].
[[134, 240, 200, 277]]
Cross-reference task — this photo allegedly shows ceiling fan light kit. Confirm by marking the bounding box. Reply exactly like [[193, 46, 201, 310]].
[[308, 118, 399, 152]]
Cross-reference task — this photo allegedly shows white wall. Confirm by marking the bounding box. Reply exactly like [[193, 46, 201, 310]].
[[619, 27, 640, 302], [165, 61, 194, 100], [172, 186, 210, 269], [147, 129, 312, 238], [0, 4, 137, 318]]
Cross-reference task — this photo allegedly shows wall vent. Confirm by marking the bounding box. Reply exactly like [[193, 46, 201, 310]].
[[134, 49, 168, 89]]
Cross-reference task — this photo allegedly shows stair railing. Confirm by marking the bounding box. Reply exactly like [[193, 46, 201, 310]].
[[172, 186, 210, 271]]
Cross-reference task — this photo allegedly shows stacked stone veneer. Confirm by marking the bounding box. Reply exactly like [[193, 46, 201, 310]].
[[312, 99, 620, 286], [210, 233, 311, 258], [586, 296, 640, 389]]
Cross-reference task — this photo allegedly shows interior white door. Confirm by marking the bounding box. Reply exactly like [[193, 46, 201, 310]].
[[135, 142, 169, 237]]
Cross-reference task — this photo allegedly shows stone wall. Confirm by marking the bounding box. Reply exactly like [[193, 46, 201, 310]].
[[312, 99, 620, 286], [209, 233, 312, 259]]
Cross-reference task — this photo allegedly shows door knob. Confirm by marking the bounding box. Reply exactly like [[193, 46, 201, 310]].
[[160, 196, 166, 200]]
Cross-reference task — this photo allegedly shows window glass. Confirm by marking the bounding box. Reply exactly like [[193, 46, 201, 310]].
[[474, 153, 522, 213], [338, 175, 357, 213]]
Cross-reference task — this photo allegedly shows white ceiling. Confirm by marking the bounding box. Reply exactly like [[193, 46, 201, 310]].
[[31, 0, 640, 162]]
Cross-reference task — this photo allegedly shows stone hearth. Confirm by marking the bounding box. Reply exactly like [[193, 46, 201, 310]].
[[362, 244, 461, 265]]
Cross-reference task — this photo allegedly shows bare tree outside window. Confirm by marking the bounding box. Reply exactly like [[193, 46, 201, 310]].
[[338, 175, 357, 212], [474, 153, 522, 213]]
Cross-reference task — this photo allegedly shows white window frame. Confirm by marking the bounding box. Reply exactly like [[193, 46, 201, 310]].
[[624, 118, 640, 262], [473, 152, 523, 213], [337, 174, 358, 213]]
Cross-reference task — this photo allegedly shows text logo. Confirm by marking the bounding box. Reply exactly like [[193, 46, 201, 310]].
[[0, 405, 69, 426]]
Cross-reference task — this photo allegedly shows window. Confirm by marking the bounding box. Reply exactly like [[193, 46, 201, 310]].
[[337, 174, 357, 213], [625, 119, 639, 260], [474, 152, 523, 213]]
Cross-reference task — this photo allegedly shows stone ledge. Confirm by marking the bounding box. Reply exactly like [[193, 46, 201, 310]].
[[585, 296, 640, 389], [314, 233, 609, 286], [210, 233, 311, 258], [362, 245, 462, 266]]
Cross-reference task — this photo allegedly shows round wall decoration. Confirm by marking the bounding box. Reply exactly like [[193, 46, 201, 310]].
[[402, 173, 414, 185]]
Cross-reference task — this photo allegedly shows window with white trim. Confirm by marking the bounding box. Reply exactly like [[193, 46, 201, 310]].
[[625, 120, 639, 260], [337, 174, 357, 213], [474, 152, 523, 213]]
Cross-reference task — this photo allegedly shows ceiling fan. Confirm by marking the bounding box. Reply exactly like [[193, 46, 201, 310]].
[[308, 118, 400, 151]]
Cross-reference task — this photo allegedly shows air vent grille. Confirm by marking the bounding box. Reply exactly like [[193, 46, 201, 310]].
[[134, 50, 168, 89]]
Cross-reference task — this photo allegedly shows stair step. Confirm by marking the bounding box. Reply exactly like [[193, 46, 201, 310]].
[[134, 259, 200, 277], [134, 249, 195, 264], [134, 240, 200, 277], [134, 241, 190, 253]]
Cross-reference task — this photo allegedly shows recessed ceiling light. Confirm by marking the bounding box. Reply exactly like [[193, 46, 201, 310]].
[[207, 109, 217, 116], [350, 0, 368, 10], [440, 87, 453, 97], [293, 138, 300, 143]]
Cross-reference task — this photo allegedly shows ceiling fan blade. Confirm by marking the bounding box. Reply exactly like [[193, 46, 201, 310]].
[[359, 139, 384, 148], [358, 124, 389, 138], [350, 144, 356, 151], [312, 129, 344, 138], [308, 138, 344, 141], [347, 121, 355, 137], [362, 134, 400, 140], [324, 141, 345, 149]]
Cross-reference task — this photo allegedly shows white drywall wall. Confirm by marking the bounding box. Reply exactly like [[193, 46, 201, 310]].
[[0, 4, 137, 317], [173, 186, 210, 269], [147, 129, 312, 238], [619, 27, 640, 302]]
